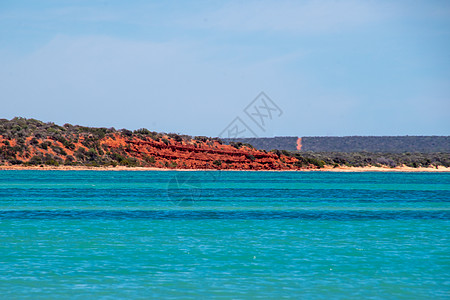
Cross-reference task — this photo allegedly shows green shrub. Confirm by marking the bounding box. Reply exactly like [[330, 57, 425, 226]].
[[64, 155, 75, 165], [230, 142, 243, 149], [38, 141, 51, 150], [9, 159, 22, 165], [63, 140, 76, 150], [121, 129, 133, 137], [281, 150, 291, 157], [74, 148, 87, 161], [143, 155, 155, 164], [29, 137, 39, 145], [134, 128, 151, 135], [168, 133, 182, 142], [51, 145, 67, 156], [120, 157, 139, 167], [195, 136, 208, 142], [29, 155, 43, 165]]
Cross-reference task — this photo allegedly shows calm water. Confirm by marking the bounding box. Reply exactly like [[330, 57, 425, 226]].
[[0, 170, 449, 299]]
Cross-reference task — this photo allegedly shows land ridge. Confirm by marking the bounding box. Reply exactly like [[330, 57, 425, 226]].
[[223, 136, 450, 152], [0, 117, 449, 171]]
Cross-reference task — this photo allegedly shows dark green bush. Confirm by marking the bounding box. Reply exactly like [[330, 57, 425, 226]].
[[29, 155, 43, 165], [63, 140, 76, 150], [195, 136, 208, 142], [121, 129, 133, 137], [29, 137, 39, 145], [134, 128, 151, 135], [51, 145, 67, 156], [143, 155, 156, 164], [38, 141, 51, 150], [168, 133, 183, 143]]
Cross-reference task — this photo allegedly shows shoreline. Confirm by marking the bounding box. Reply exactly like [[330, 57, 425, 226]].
[[0, 165, 449, 172]]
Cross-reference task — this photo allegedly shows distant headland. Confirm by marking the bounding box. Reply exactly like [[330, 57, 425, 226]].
[[0, 118, 449, 171], [222, 136, 450, 153]]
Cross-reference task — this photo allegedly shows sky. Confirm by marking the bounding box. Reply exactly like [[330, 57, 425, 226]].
[[0, 0, 449, 137]]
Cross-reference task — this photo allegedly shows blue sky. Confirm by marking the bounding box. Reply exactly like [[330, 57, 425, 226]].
[[0, 0, 449, 137]]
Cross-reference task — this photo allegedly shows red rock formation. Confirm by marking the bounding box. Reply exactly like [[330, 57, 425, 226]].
[[99, 134, 303, 170], [1, 132, 316, 170]]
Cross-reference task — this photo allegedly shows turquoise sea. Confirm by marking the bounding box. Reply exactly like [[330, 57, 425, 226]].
[[0, 170, 449, 299]]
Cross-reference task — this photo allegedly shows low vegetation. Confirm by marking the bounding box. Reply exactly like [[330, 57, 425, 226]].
[[285, 151, 450, 169], [0, 118, 448, 169]]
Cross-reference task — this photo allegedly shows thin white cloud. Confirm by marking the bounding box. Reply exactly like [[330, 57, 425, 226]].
[[183, 0, 393, 34]]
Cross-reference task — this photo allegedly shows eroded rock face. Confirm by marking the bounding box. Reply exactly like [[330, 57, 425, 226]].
[[100, 134, 304, 170], [1, 132, 311, 170]]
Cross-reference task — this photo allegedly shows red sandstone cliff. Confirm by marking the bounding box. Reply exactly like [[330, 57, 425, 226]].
[[0, 118, 311, 170]]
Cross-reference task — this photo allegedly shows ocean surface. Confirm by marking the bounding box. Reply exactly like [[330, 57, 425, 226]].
[[0, 170, 449, 299]]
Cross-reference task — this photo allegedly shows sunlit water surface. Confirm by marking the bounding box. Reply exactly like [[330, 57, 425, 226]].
[[0, 171, 449, 299]]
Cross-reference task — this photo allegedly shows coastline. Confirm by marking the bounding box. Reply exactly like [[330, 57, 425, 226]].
[[0, 165, 448, 172]]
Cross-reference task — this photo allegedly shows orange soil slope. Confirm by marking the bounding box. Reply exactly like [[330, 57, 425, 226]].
[[0, 133, 310, 170]]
